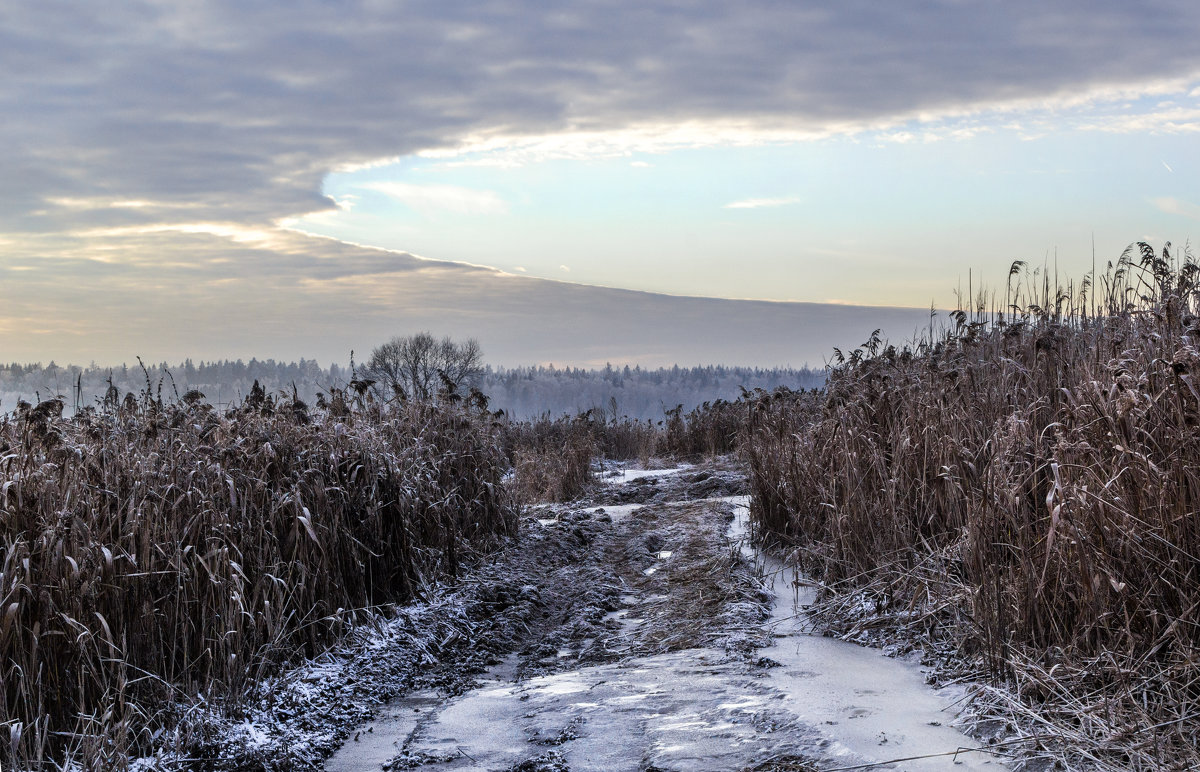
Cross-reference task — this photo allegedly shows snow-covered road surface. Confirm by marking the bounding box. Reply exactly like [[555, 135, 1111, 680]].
[[324, 470, 1000, 771]]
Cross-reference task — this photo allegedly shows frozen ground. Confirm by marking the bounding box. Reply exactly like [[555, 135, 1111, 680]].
[[158, 461, 1010, 770], [315, 468, 1003, 772]]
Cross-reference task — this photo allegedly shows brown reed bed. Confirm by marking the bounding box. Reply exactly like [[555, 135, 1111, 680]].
[[0, 388, 515, 770], [746, 244, 1200, 770], [501, 397, 762, 504], [500, 409, 642, 503], [505, 413, 599, 504], [662, 397, 750, 459]]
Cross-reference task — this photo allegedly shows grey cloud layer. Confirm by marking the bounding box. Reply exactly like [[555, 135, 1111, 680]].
[[0, 231, 929, 367], [5, 1, 1200, 226], [2, 1, 1198, 364]]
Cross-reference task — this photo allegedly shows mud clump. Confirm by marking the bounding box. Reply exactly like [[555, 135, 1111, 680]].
[[508, 749, 569, 772], [590, 467, 748, 505]]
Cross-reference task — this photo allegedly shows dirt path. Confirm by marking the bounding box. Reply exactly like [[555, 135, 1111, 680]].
[[316, 466, 1004, 772]]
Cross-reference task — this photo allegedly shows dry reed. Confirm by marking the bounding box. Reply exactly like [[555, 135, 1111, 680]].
[[503, 413, 601, 503], [502, 398, 755, 503], [0, 388, 515, 769], [747, 244, 1200, 770], [662, 397, 752, 459]]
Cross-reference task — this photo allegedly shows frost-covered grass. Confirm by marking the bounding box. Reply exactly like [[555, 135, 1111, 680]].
[[746, 245, 1200, 770], [0, 389, 515, 769], [142, 590, 484, 771]]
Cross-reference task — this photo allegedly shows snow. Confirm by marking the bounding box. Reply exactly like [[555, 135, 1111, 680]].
[[608, 465, 691, 483], [321, 492, 999, 772], [728, 497, 999, 770]]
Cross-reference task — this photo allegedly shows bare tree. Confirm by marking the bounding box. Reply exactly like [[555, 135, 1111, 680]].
[[365, 332, 483, 402]]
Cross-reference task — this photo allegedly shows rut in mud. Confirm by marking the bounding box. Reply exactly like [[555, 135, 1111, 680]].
[[310, 465, 1005, 772]]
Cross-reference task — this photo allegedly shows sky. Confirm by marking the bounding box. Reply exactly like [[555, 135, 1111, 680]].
[[4, 1, 1200, 368]]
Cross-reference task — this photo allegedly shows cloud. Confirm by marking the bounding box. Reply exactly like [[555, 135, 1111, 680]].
[[4, 1, 1200, 232], [357, 181, 508, 216], [4, 2, 1200, 363], [79, 222, 288, 247], [44, 197, 207, 211], [1079, 107, 1200, 133], [0, 228, 928, 367], [724, 196, 803, 210], [1153, 196, 1200, 219]]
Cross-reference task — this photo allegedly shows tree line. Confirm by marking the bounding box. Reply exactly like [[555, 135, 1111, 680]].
[[1, 335, 825, 421]]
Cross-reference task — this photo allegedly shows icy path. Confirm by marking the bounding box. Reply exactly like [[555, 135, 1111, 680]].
[[325, 477, 1001, 771], [726, 496, 998, 770]]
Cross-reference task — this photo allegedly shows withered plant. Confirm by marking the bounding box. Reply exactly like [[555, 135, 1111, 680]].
[[747, 243, 1200, 770], [0, 388, 514, 769]]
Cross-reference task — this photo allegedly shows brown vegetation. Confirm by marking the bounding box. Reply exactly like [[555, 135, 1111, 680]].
[[505, 413, 600, 504], [0, 388, 515, 769], [0, 343, 800, 768], [662, 397, 756, 459], [746, 244, 1200, 770], [504, 396, 764, 504]]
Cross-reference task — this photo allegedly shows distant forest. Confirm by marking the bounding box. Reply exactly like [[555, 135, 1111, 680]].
[[0, 359, 825, 421], [480, 363, 824, 419]]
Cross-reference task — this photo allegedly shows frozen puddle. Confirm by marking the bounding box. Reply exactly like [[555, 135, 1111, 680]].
[[325, 497, 1001, 771], [726, 496, 998, 770], [322, 691, 443, 771], [603, 464, 691, 484], [326, 649, 830, 771], [573, 464, 691, 523], [323, 655, 522, 770]]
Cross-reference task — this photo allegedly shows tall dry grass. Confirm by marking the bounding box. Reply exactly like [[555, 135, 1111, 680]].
[[501, 412, 613, 503], [747, 244, 1200, 769], [662, 395, 764, 459], [502, 399, 753, 503], [0, 388, 515, 769]]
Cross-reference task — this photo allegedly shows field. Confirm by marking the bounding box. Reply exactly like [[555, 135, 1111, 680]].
[[745, 245, 1200, 770]]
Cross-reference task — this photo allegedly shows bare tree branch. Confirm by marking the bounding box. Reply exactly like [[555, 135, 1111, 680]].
[[364, 332, 483, 403]]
